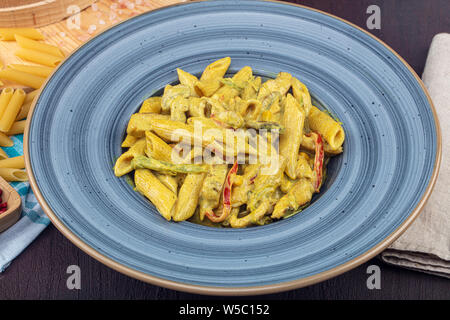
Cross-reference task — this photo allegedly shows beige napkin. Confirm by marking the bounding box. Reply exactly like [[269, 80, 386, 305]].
[[380, 33, 450, 278]]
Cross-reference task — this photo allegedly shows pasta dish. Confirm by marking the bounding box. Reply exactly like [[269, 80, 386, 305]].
[[114, 57, 345, 228]]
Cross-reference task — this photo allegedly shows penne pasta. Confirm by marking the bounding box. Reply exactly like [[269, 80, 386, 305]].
[[279, 94, 305, 179], [0, 156, 25, 169], [121, 134, 138, 148], [308, 105, 345, 150], [0, 132, 13, 147], [0, 87, 14, 119], [139, 96, 162, 113], [177, 68, 199, 97], [114, 58, 345, 227], [0, 28, 44, 41], [15, 100, 32, 121], [145, 131, 174, 162], [15, 90, 39, 120], [15, 47, 63, 67], [0, 168, 28, 181], [155, 173, 179, 195], [194, 57, 231, 97], [134, 169, 176, 221], [0, 69, 45, 89], [5, 120, 26, 135], [114, 138, 146, 176], [8, 64, 54, 78], [0, 148, 8, 160], [15, 34, 64, 58], [24, 89, 39, 104], [0, 89, 26, 132], [173, 172, 206, 221]]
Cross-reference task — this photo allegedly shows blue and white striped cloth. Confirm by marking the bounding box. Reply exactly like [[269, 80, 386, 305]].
[[0, 134, 50, 272]]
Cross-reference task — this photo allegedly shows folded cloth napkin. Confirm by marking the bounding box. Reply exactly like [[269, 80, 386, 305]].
[[0, 134, 50, 272], [381, 33, 450, 278]]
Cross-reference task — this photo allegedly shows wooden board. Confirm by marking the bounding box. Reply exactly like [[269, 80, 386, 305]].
[[0, 176, 22, 233], [0, 0, 97, 28], [0, 0, 187, 88]]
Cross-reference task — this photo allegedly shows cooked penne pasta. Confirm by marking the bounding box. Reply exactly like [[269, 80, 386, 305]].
[[0, 156, 25, 169], [145, 131, 174, 162], [0, 28, 44, 41], [308, 105, 345, 150], [279, 94, 305, 179], [114, 58, 345, 227], [114, 138, 146, 176], [0, 89, 26, 132], [15, 34, 64, 58], [194, 57, 231, 97], [135, 169, 176, 221], [0, 69, 45, 89], [0, 168, 28, 181], [177, 68, 199, 97], [139, 96, 162, 113], [121, 135, 138, 148], [173, 172, 206, 221], [15, 48, 63, 67]]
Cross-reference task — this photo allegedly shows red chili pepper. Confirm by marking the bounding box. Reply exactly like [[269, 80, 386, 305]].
[[206, 161, 238, 223], [312, 132, 324, 192], [210, 114, 229, 128]]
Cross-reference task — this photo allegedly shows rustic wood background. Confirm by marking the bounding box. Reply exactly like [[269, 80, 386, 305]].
[[0, 0, 449, 299]]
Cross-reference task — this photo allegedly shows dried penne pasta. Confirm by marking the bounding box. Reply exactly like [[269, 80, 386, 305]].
[[0, 88, 14, 119], [0, 69, 45, 89], [0, 132, 13, 147], [0, 156, 25, 169], [8, 64, 54, 78], [0, 148, 8, 160], [0, 28, 44, 41], [0, 89, 26, 132], [0, 168, 28, 181], [24, 89, 39, 104], [15, 100, 32, 121], [15, 48, 63, 67], [5, 120, 26, 135], [14, 34, 64, 58]]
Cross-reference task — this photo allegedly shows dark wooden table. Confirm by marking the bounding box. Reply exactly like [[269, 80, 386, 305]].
[[1, 0, 449, 300]]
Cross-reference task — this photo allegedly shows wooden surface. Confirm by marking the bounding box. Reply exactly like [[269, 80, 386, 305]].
[[0, 0, 449, 299], [0, 0, 96, 28]]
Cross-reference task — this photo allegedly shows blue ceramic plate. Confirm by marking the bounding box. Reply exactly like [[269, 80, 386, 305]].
[[25, 0, 440, 295]]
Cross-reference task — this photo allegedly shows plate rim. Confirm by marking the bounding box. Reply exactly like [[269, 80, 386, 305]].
[[24, 0, 442, 296]]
